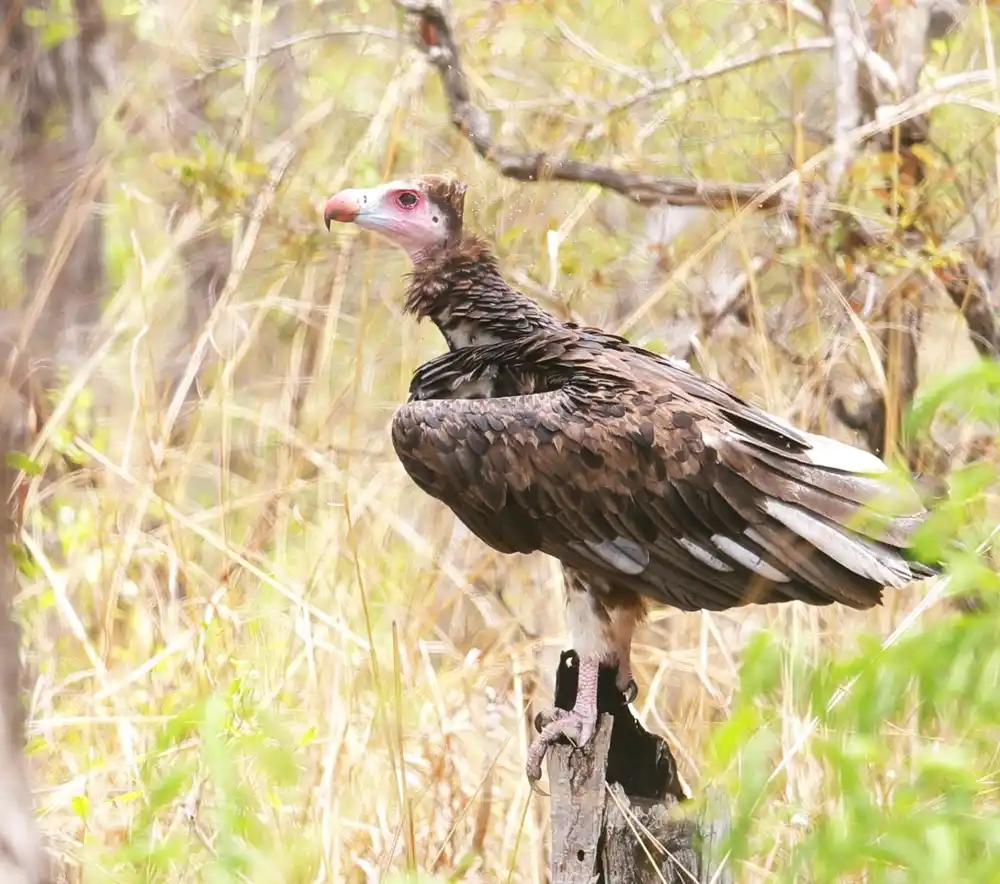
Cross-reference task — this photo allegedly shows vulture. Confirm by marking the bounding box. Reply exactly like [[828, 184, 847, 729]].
[[323, 175, 936, 782]]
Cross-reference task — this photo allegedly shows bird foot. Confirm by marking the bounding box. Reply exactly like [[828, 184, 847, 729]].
[[615, 658, 638, 702], [621, 676, 638, 704], [525, 652, 641, 786], [526, 705, 598, 785], [526, 650, 605, 785]]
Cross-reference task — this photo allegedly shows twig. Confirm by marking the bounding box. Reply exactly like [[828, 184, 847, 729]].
[[936, 261, 1000, 360], [393, 0, 789, 211], [826, 0, 862, 192], [680, 254, 772, 362], [160, 144, 295, 446], [552, 15, 653, 86], [189, 25, 400, 82], [603, 37, 835, 117]]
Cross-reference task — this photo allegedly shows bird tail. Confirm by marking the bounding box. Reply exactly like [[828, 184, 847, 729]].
[[714, 424, 938, 608]]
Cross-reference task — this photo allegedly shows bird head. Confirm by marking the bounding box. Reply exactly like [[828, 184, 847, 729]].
[[324, 174, 467, 258]]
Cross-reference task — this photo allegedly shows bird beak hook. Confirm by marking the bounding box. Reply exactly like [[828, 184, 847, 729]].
[[324, 191, 361, 230]]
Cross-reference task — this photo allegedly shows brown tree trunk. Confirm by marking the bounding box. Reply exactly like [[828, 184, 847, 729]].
[[6, 0, 110, 364], [0, 368, 48, 884]]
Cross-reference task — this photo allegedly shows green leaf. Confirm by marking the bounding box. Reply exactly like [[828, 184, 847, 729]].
[[71, 794, 90, 820], [6, 451, 41, 476]]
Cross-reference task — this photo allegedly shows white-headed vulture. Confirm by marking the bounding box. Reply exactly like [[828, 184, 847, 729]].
[[324, 175, 936, 783]]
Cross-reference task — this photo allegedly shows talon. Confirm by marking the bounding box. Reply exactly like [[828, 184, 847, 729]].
[[526, 650, 602, 786], [622, 677, 638, 704], [533, 706, 567, 734], [525, 707, 597, 784]]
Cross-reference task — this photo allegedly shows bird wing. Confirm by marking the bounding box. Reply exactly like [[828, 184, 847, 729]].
[[392, 357, 932, 613]]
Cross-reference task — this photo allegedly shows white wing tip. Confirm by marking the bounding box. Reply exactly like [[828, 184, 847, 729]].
[[764, 499, 914, 586], [577, 537, 649, 575], [801, 430, 889, 474], [711, 534, 790, 582], [678, 537, 734, 573]]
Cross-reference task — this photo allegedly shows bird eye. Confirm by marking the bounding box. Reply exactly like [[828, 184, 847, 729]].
[[397, 191, 419, 208]]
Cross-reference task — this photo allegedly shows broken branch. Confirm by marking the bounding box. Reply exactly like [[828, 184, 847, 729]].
[[394, 0, 789, 211]]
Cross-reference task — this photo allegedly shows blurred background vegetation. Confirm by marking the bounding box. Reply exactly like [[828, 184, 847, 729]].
[[1, 0, 999, 880]]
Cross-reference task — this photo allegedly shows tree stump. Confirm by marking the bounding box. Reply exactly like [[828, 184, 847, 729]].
[[543, 651, 732, 884]]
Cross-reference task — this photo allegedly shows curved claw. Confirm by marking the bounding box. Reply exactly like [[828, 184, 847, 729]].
[[622, 677, 639, 704], [525, 707, 596, 786]]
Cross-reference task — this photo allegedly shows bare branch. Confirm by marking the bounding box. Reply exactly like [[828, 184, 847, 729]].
[[827, 0, 862, 191], [189, 25, 400, 83], [552, 15, 653, 86], [393, 0, 788, 211], [680, 254, 772, 362], [604, 37, 835, 117], [936, 261, 1000, 360], [832, 391, 886, 455]]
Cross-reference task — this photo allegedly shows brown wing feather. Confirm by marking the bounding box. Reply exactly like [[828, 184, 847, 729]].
[[391, 371, 931, 613]]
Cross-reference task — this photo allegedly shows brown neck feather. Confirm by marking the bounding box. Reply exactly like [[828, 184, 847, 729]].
[[404, 236, 561, 349]]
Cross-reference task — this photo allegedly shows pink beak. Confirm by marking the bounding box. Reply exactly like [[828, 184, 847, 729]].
[[324, 191, 361, 229]]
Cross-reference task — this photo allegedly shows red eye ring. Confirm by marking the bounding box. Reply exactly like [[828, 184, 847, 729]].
[[397, 191, 419, 209]]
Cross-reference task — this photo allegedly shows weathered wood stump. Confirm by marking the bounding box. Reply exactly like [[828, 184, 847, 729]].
[[543, 651, 731, 884]]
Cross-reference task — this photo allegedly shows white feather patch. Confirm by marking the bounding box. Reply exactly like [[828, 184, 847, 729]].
[[799, 429, 889, 474], [678, 537, 734, 572], [574, 538, 649, 575], [564, 584, 615, 658], [711, 534, 790, 582], [763, 500, 913, 587], [744, 527, 785, 562]]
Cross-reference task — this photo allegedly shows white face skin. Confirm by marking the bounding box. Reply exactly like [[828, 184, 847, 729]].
[[323, 180, 451, 256]]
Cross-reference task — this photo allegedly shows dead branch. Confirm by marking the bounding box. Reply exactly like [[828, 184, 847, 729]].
[[680, 254, 771, 362], [826, 0, 862, 192], [937, 261, 1000, 360], [603, 37, 835, 118], [543, 652, 730, 883], [824, 0, 960, 456], [189, 25, 400, 83], [393, 0, 787, 211]]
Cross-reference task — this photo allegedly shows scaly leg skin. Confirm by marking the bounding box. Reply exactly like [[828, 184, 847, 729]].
[[525, 650, 602, 784], [525, 571, 646, 785]]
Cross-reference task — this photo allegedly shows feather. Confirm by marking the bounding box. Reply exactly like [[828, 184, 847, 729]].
[[573, 538, 649, 575], [763, 500, 916, 588], [677, 537, 735, 573], [711, 534, 790, 582], [374, 185, 936, 624]]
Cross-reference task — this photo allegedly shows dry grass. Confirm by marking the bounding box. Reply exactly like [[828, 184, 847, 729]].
[[6, 1, 1000, 882]]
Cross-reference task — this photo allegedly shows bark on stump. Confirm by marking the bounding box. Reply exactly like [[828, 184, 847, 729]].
[[543, 651, 731, 884]]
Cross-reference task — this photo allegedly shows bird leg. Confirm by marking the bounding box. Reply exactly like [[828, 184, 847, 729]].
[[526, 574, 646, 784], [525, 650, 602, 784], [614, 632, 639, 703]]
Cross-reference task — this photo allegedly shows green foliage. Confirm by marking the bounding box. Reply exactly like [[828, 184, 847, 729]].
[[23, 0, 79, 50], [6, 0, 1000, 880], [78, 683, 317, 882], [708, 361, 1000, 881]]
